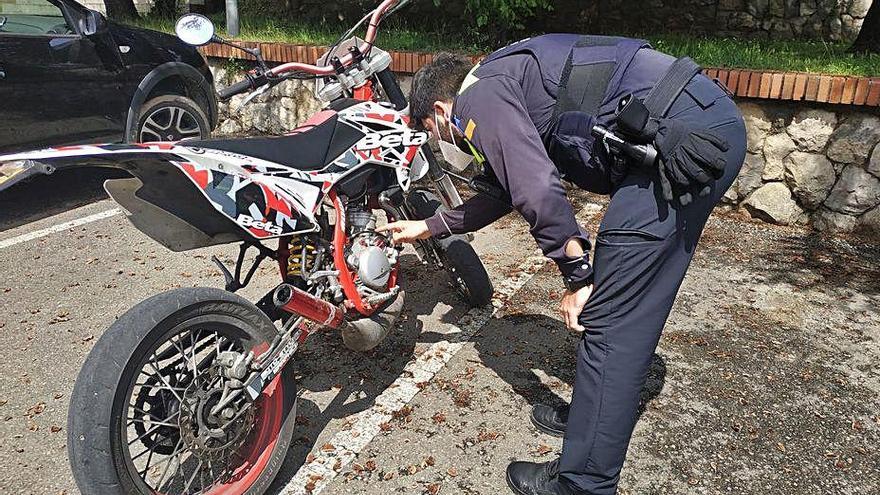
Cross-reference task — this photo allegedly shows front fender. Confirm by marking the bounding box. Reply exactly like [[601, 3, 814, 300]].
[[125, 62, 218, 142]]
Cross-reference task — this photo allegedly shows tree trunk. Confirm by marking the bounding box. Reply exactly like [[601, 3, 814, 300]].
[[850, 1, 880, 54], [103, 0, 139, 19]]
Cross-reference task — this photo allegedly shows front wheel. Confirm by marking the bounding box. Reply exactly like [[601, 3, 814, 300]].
[[407, 189, 494, 307], [68, 287, 296, 495]]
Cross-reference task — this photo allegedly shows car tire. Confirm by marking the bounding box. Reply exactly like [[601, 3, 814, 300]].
[[135, 95, 211, 143]]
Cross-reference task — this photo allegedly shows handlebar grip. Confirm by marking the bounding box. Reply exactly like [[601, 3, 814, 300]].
[[217, 73, 268, 100], [218, 79, 253, 100]]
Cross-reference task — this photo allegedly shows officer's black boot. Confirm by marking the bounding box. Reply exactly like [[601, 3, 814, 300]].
[[506, 458, 580, 495], [530, 403, 568, 437]]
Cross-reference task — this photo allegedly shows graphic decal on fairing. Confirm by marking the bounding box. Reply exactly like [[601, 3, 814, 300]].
[[176, 161, 304, 239]]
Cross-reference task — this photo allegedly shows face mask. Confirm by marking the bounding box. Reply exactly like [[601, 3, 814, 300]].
[[434, 108, 474, 172]]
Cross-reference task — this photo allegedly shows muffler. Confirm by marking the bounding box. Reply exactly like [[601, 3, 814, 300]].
[[272, 284, 405, 351], [273, 284, 345, 328]]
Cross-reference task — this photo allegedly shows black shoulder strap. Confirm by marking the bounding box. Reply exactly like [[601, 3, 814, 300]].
[[643, 56, 701, 118]]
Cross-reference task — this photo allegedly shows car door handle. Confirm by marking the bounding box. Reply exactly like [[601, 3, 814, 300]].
[[0, 68, 5, 80]]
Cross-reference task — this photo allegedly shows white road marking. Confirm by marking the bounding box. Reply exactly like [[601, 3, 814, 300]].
[[0, 208, 121, 249], [280, 254, 548, 495]]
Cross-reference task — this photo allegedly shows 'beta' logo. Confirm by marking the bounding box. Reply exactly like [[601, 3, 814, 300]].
[[356, 131, 428, 151], [237, 214, 283, 235]]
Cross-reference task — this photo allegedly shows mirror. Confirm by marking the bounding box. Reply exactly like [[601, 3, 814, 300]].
[[175, 14, 215, 46], [79, 10, 106, 36]]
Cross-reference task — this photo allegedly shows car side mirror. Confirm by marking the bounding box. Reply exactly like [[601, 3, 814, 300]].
[[79, 9, 107, 36]]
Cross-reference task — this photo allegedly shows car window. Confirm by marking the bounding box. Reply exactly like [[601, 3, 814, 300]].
[[0, 0, 74, 36]]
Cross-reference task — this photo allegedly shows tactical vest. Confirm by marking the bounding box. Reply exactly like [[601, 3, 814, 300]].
[[476, 35, 652, 194], [479, 34, 651, 127]]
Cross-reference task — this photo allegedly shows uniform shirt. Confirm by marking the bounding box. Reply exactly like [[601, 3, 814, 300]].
[[424, 47, 675, 280]]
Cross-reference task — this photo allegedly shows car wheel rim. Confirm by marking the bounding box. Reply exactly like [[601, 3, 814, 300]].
[[140, 106, 203, 143]]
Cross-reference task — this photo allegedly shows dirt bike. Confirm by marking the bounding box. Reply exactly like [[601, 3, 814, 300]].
[[0, 1, 493, 492]]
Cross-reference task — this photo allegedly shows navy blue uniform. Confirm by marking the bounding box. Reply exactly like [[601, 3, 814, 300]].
[[425, 35, 746, 494]]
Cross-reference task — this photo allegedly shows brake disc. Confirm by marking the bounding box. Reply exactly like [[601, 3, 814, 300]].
[[179, 366, 256, 467]]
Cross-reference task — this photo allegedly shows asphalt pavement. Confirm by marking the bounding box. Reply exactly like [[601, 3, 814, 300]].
[[0, 171, 877, 495]]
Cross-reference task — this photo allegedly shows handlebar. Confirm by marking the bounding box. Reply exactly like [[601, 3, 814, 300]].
[[218, 72, 268, 100], [217, 0, 400, 101]]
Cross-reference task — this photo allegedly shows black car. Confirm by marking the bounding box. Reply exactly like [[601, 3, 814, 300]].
[[0, 0, 217, 152]]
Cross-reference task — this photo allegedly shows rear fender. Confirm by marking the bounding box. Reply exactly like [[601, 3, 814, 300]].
[[0, 144, 321, 249]]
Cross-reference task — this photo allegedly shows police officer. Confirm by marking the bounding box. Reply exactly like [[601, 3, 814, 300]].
[[378, 34, 746, 494]]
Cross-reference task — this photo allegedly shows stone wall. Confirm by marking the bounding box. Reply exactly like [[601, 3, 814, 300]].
[[206, 61, 880, 235], [562, 0, 873, 42], [209, 62, 412, 137], [734, 101, 880, 233]]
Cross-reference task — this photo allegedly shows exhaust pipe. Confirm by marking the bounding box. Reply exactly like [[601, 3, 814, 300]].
[[273, 284, 345, 328], [272, 284, 406, 352], [341, 290, 405, 352]]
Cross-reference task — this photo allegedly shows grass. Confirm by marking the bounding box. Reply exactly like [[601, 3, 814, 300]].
[[133, 15, 486, 53], [649, 35, 880, 77], [131, 15, 880, 76]]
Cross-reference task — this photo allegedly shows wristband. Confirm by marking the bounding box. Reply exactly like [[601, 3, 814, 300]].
[[560, 255, 594, 292]]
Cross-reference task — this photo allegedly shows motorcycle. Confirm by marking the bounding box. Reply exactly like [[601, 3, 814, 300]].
[[0, 1, 493, 493]]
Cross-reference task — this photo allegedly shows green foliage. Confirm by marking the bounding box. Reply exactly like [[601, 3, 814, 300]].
[[433, 0, 552, 37], [132, 10, 880, 76]]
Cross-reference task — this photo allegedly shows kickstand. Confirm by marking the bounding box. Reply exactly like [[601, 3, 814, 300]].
[[212, 243, 269, 293]]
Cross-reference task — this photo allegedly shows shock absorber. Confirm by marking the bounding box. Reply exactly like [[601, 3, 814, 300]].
[[287, 236, 317, 278]]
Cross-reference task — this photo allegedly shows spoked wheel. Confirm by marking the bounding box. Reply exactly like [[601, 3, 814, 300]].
[[69, 288, 296, 495]]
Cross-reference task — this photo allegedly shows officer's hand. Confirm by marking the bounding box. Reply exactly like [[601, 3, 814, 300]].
[[559, 285, 593, 333], [377, 220, 431, 244]]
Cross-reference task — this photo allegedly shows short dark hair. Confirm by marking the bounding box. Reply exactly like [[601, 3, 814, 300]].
[[409, 52, 474, 127]]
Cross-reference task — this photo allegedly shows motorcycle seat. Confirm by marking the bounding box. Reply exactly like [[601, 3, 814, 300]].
[[187, 105, 363, 171]]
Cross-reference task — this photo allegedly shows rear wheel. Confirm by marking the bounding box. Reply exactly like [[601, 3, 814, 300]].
[[407, 189, 494, 307], [137, 95, 211, 143], [68, 287, 296, 495]]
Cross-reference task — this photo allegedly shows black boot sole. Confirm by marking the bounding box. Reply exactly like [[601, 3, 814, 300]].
[[529, 410, 565, 438]]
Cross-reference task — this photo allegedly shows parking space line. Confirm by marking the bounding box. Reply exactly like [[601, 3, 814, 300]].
[[279, 254, 549, 495], [0, 208, 121, 249]]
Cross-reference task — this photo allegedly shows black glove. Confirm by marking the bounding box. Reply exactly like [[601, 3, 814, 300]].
[[653, 118, 729, 205]]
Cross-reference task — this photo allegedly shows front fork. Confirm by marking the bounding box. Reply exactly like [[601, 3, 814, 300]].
[[423, 146, 465, 209]]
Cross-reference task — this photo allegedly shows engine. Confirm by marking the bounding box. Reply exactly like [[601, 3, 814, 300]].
[[345, 209, 399, 296]]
